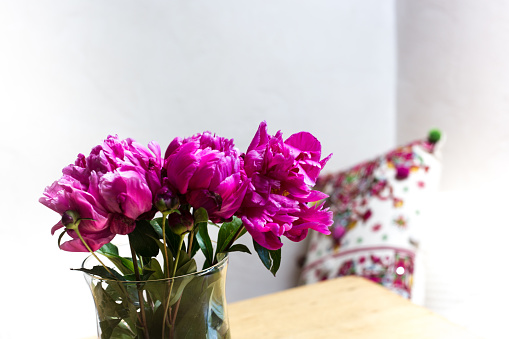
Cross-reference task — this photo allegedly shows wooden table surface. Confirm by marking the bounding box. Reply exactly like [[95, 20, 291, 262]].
[[83, 276, 482, 339], [228, 276, 482, 339]]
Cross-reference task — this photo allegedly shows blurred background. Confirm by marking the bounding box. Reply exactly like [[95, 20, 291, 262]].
[[0, 1, 508, 338]]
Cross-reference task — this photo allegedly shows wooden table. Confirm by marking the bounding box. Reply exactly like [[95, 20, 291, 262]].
[[228, 276, 482, 339], [83, 276, 482, 339]]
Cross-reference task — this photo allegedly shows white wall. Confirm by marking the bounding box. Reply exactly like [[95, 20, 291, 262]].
[[396, 0, 509, 191], [0, 1, 395, 338], [397, 1, 509, 338]]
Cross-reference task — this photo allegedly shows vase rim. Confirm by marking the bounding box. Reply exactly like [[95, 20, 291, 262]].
[[81, 253, 229, 283]]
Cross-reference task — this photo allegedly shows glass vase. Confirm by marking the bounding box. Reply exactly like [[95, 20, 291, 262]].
[[83, 255, 230, 339]]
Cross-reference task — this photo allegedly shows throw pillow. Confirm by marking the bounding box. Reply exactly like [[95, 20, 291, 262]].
[[299, 131, 442, 301]]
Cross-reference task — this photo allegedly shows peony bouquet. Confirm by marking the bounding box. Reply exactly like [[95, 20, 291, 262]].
[[40, 121, 333, 338]]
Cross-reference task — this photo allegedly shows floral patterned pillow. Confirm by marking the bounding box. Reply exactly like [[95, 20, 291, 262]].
[[299, 132, 442, 300]]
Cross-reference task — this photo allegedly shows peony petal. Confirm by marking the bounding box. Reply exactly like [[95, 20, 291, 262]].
[[51, 220, 64, 235], [121, 173, 153, 219], [306, 189, 329, 202], [213, 174, 250, 219], [246, 121, 269, 153], [285, 132, 322, 158], [187, 189, 222, 215], [99, 168, 153, 220], [189, 150, 221, 189], [147, 141, 162, 167], [284, 228, 308, 242], [241, 216, 283, 251], [98, 171, 125, 214], [164, 137, 183, 159], [109, 213, 136, 235], [165, 142, 200, 194], [60, 229, 115, 252], [320, 152, 332, 169]]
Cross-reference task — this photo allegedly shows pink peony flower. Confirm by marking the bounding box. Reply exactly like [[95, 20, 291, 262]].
[[40, 135, 162, 252], [40, 175, 114, 252], [98, 166, 154, 234], [237, 121, 333, 250], [66, 135, 162, 194], [163, 132, 249, 223]]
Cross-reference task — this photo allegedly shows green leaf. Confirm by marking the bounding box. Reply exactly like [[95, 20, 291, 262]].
[[253, 240, 281, 276], [98, 243, 120, 256], [73, 265, 125, 281], [147, 236, 172, 276], [147, 302, 169, 338], [97, 245, 135, 276], [269, 247, 281, 276], [99, 282, 138, 324], [225, 243, 251, 254], [143, 283, 165, 313], [188, 231, 201, 258], [109, 323, 136, 339], [217, 217, 245, 253], [140, 268, 156, 281], [173, 276, 210, 338], [216, 252, 227, 263], [170, 257, 197, 305], [95, 282, 128, 338], [128, 220, 160, 258], [208, 281, 229, 336], [105, 255, 135, 276], [163, 217, 187, 256], [144, 258, 164, 280], [173, 274, 230, 338], [175, 252, 197, 276], [93, 282, 136, 337], [99, 318, 121, 339], [174, 247, 194, 275], [196, 222, 213, 268], [149, 218, 164, 238], [194, 207, 209, 225], [253, 240, 270, 269]]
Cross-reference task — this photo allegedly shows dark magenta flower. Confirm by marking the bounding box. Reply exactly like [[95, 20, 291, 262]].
[[237, 121, 333, 250], [40, 135, 163, 252], [284, 202, 334, 242], [97, 166, 154, 234], [65, 135, 162, 195], [163, 131, 249, 223], [40, 175, 114, 252]]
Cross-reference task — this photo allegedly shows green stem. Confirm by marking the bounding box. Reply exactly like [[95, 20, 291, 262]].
[[170, 297, 182, 327], [187, 231, 194, 256], [172, 235, 185, 278], [214, 225, 245, 264], [74, 228, 115, 278], [162, 234, 185, 339], [161, 212, 171, 278], [130, 241, 150, 339]]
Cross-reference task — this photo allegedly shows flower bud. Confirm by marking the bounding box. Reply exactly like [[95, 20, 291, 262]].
[[181, 209, 194, 230], [167, 209, 194, 236], [154, 186, 180, 213], [62, 210, 80, 228]]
